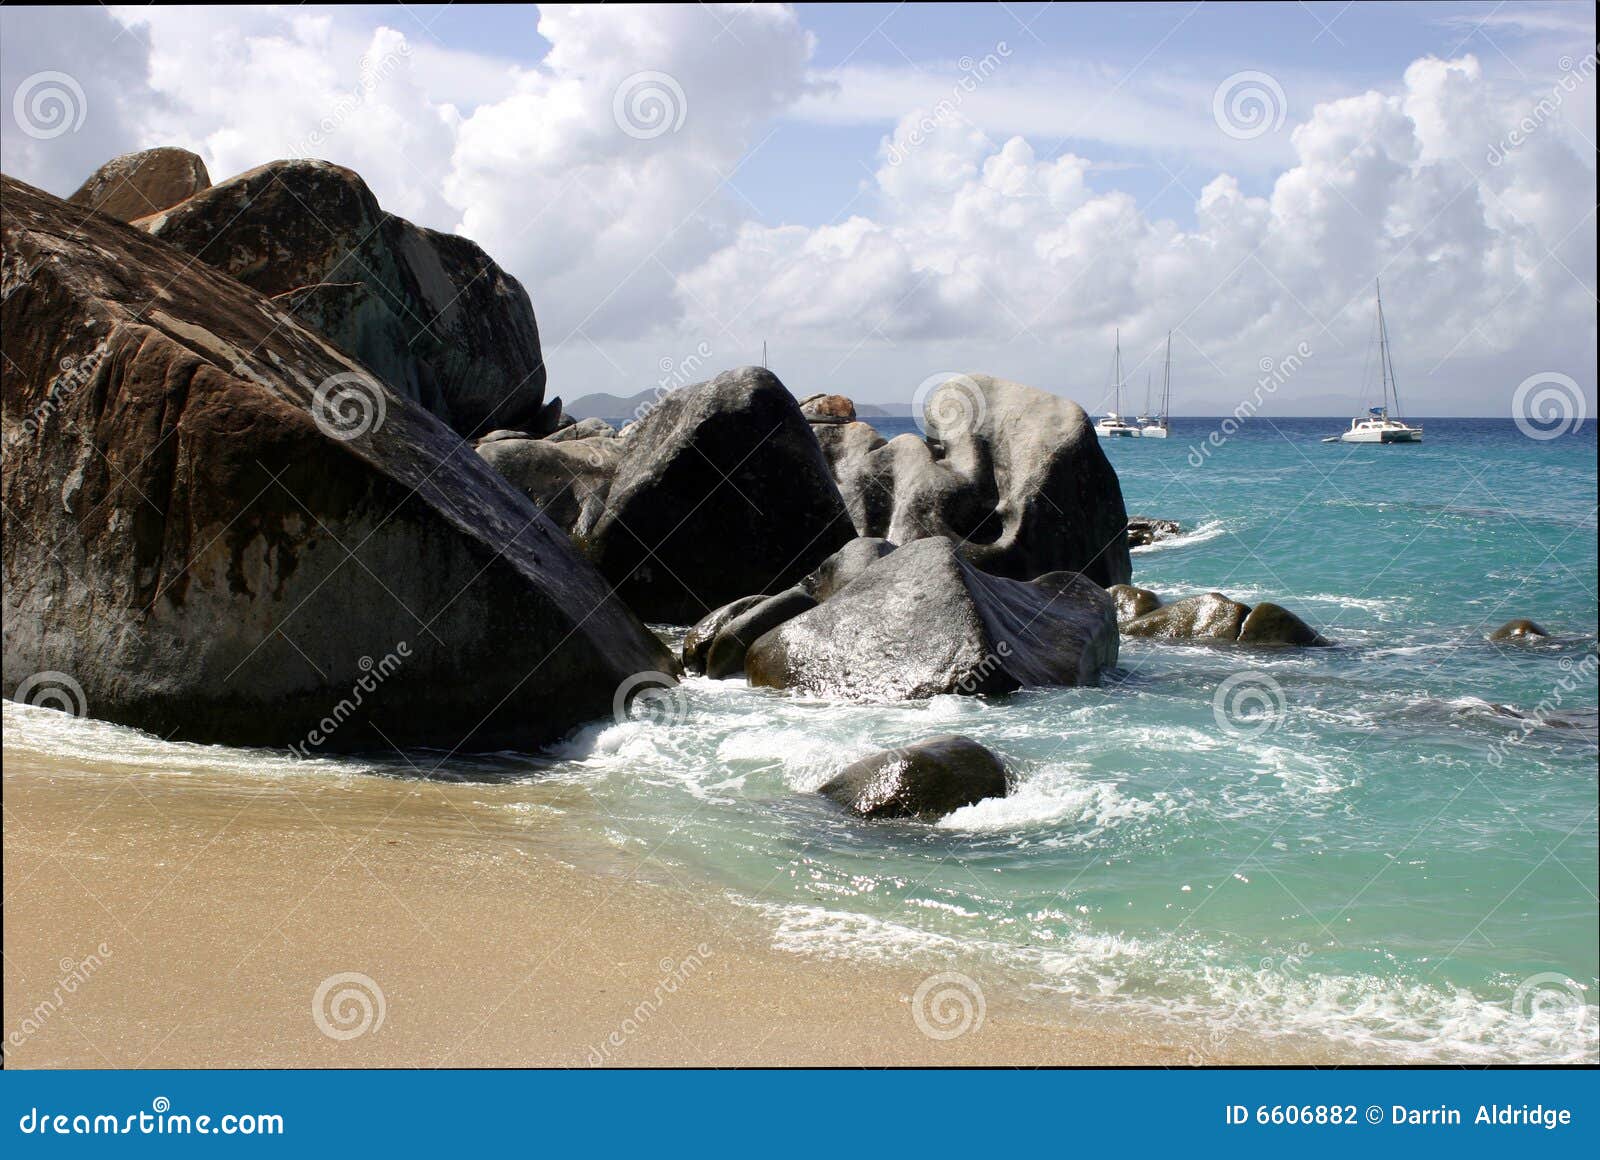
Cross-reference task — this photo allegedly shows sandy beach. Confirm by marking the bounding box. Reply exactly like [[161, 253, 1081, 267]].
[[2, 729, 1336, 1068]]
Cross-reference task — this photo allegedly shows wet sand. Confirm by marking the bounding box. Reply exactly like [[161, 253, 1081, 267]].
[[3, 738, 1331, 1067]]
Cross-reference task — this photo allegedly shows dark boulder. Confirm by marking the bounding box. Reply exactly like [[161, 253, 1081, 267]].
[[822, 375, 1131, 587], [1238, 602, 1329, 647], [69, 147, 210, 223], [1, 174, 674, 752], [573, 367, 855, 623], [1126, 516, 1181, 548], [745, 537, 1117, 700], [819, 735, 1009, 821], [682, 595, 767, 674], [1488, 618, 1550, 642], [1108, 583, 1162, 628], [476, 436, 619, 533], [136, 159, 550, 440], [477, 428, 537, 445], [704, 587, 817, 679], [1122, 592, 1329, 646]]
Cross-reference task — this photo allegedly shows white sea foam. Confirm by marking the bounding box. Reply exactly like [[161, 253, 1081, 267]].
[[1130, 518, 1228, 554]]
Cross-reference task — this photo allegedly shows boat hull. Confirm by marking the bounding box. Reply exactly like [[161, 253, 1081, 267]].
[[1095, 425, 1139, 438], [1339, 427, 1422, 444], [1139, 426, 1169, 439]]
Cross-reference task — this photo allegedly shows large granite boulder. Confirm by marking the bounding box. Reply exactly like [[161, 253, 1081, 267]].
[[745, 536, 1117, 700], [134, 159, 550, 440], [573, 367, 856, 623], [69, 147, 211, 223], [1, 175, 674, 752], [800, 537, 896, 602], [798, 393, 856, 423], [476, 436, 620, 533], [1108, 583, 1162, 628], [819, 734, 1009, 821], [1122, 592, 1328, 646], [823, 375, 1131, 587]]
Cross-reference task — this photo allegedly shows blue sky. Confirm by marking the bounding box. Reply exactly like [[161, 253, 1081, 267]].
[[2, 3, 1595, 415]]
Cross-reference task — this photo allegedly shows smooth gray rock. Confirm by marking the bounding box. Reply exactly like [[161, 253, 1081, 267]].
[[476, 436, 620, 533], [800, 538, 897, 602], [138, 159, 551, 439], [1237, 602, 1329, 647], [2, 174, 674, 752], [704, 587, 817, 679], [822, 375, 1131, 587], [477, 428, 537, 445], [573, 367, 856, 624], [682, 595, 768, 674], [1108, 583, 1162, 628], [819, 735, 1009, 821], [546, 417, 616, 443], [1488, 618, 1550, 641], [745, 537, 1117, 700]]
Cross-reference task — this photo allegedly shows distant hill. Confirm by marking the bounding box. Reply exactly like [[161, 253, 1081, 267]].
[[563, 389, 660, 420], [565, 388, 914, 421]]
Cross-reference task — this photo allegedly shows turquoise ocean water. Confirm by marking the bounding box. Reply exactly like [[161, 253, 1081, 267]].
[[7, 416, 1595, 1061]]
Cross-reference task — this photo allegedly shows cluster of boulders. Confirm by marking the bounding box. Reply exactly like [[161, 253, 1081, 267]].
[[4, 147, 1350, 821]]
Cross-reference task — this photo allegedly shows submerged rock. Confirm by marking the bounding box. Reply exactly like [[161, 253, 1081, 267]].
[[822, 375, 1131, 588], [819, 735, 1009, 821], [136, 158, 551, 440], [1108, 583, 1163, 628], [69, 147, 210, 223], [573, 367, 856, 623], [745, 536, 1117, 700], [1488, 618, 1550, 641], [1126, 516, 1182, 548], [1122, 592, 1329, 646], [1, 174, 674, 752]]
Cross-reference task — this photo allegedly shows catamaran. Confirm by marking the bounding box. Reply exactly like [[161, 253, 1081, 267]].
[[1095, 329, 1141, 438], [1141, 331, 1172, 438], [1332, 280, 1422, 444]]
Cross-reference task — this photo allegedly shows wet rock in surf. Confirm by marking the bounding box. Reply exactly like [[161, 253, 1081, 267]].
[[1126, 516, 1182, 548], [1108, 583, 1162, 628], [69, 147, 211, 223], [1, 174, 674, 752], [682, 595, 768, 674], [820, 375, 1132, 588], [819, 734, 1009, 821], [136, 158, 552, 439], [1488, 619, 1550, 642], [1122, 592, 1329, 646], [745, 537, 1118, 700], [573, 367, 855, 624], [704, 587, 818, 679]]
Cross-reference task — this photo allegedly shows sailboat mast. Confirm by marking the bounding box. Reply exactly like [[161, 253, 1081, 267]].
[[1162, 330, 1171, 423], [1375, 279, 1393, 417], [1114, 329, 1122, 414]]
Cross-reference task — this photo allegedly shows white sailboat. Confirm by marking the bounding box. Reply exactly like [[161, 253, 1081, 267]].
[[1141, 331, 1172, 438], [1095, 329, 1141, 438], [1334, 280, 1422, 444]]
